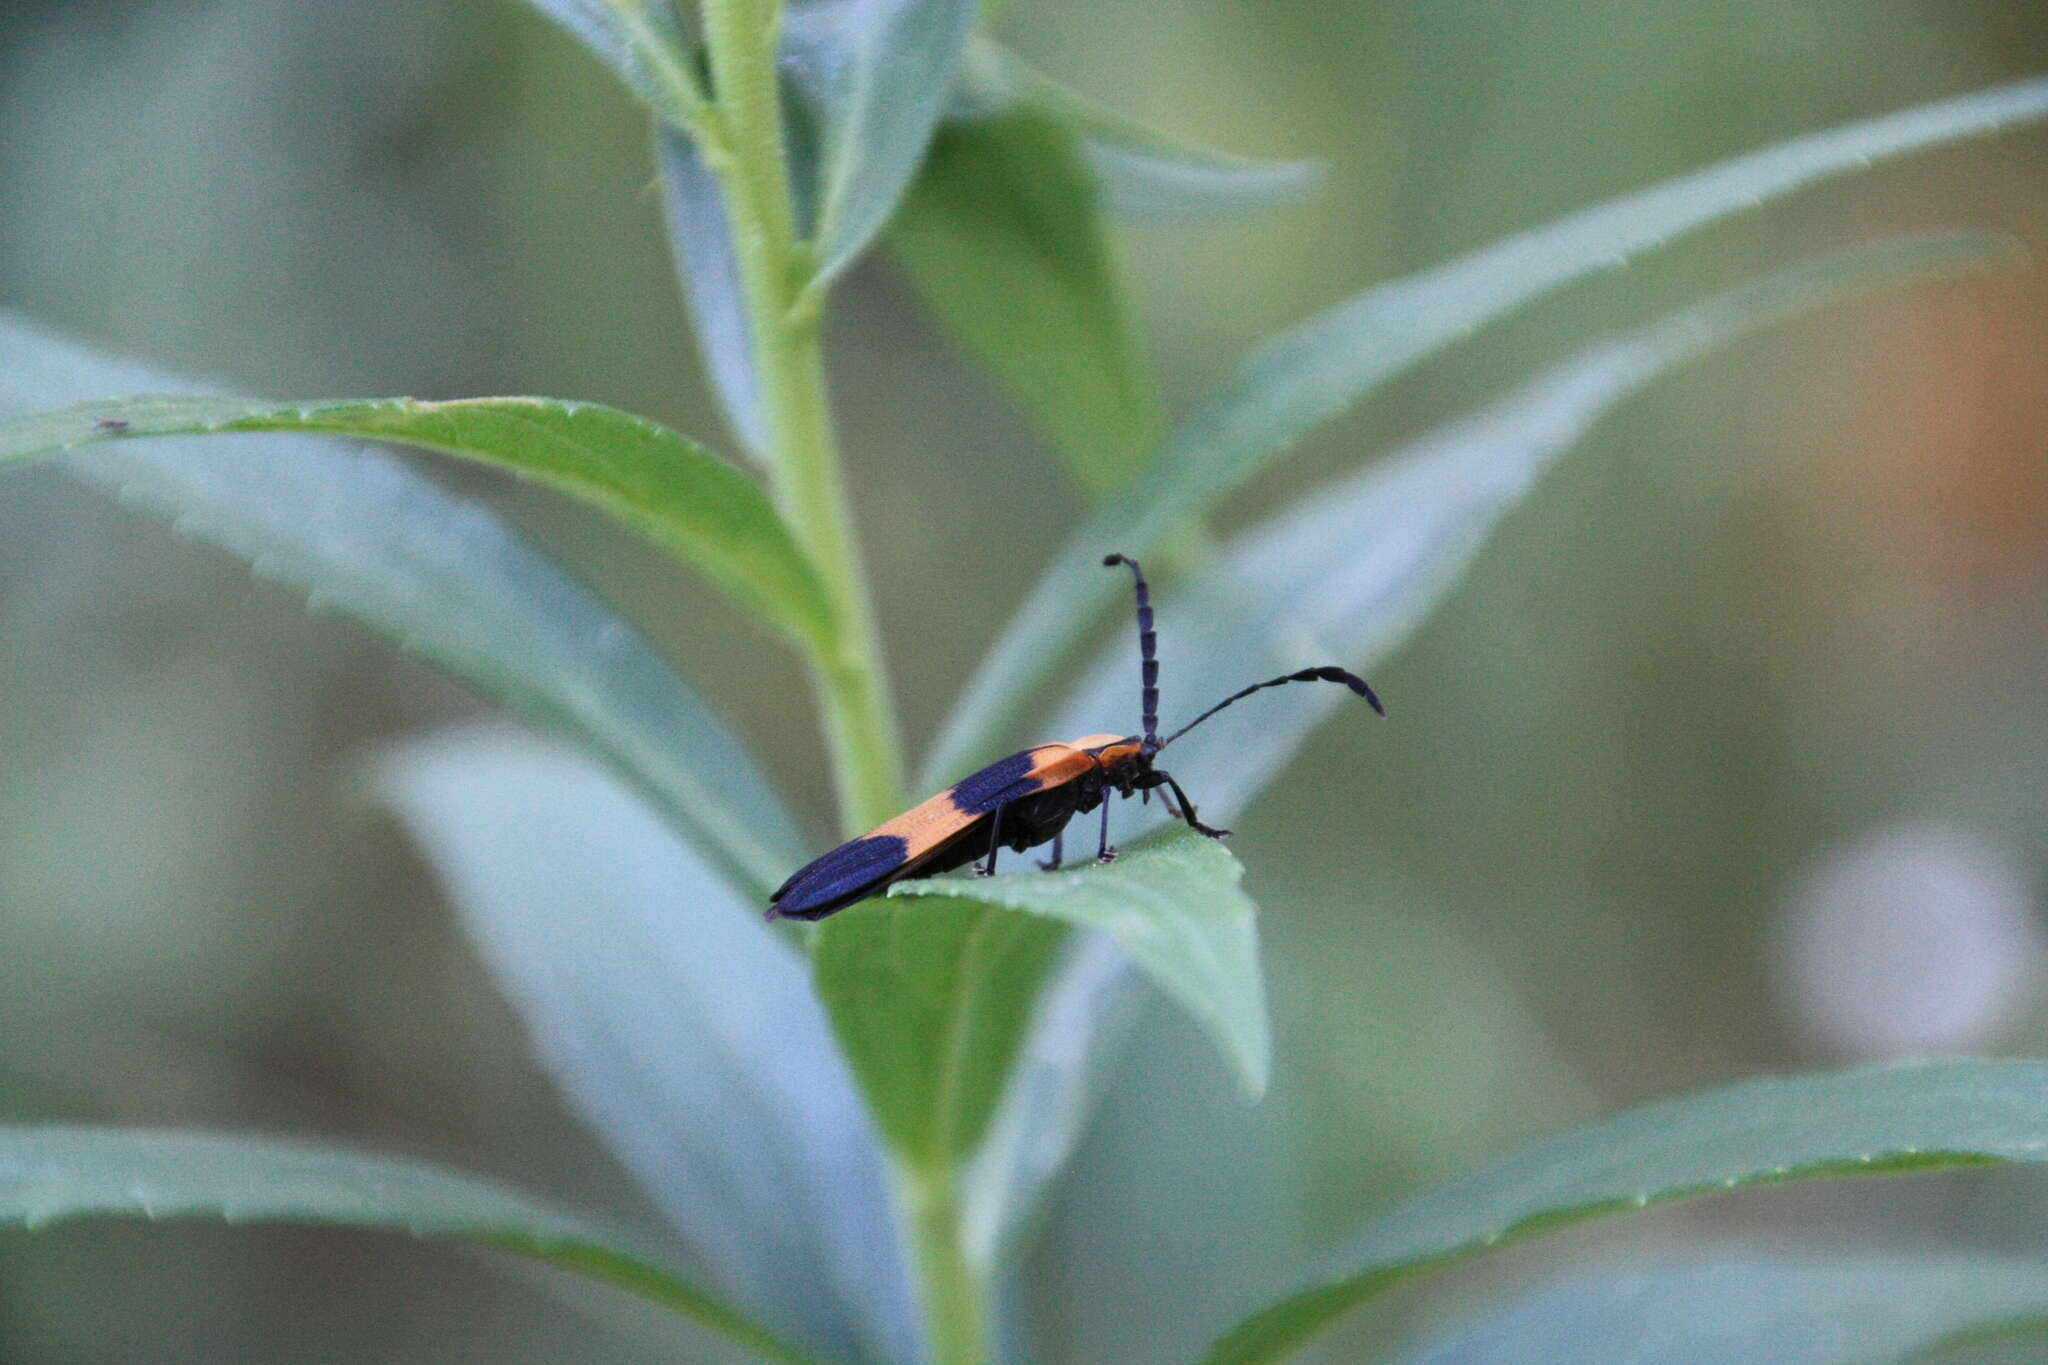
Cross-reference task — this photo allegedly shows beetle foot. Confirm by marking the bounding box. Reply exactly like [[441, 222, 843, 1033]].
[[1097, 847, 1118, 864]]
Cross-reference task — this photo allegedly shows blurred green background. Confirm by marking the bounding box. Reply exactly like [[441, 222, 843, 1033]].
[[4, 1, 2048, 1360]]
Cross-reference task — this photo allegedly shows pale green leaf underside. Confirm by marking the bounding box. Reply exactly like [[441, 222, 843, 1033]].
[[802, 0, 980, 286], [660, 126, 772, 460], [0, 1125, 813, 1365], [375, 730, 919, 1362], [895, 828, 1269, 1101], [924, 73, 2048, 788], [1400, 1255, 2048, 1365], [1203, 1060, 2048, 1365], [522, 0, 689, 114], [0, 395, 835, 654]]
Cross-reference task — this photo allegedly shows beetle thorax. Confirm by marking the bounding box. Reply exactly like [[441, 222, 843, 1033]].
[[1066, 733, 1150, 793]]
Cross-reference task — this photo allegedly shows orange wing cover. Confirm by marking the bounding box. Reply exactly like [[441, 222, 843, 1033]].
[[767, 743, 1097, 921]]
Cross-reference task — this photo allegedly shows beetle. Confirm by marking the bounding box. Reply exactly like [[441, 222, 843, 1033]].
[[766, 553, 1384, 922]]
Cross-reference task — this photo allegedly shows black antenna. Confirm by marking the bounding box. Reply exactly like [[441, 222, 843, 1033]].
[[1102, 554, 1160, 753], [1157, 666, 1385, 751]]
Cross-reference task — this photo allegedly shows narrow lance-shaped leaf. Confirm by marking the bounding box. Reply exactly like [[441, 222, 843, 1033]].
[[789, 0, 980, 285], [0, 315, 802, 899], [968, 233, 2013, 1297], [894, 827, 1269, 1101], [660, 126, 770, 459], [656, 65, 825, 465], [1400, 1256, 2048, 1365], [0, 1125, 814, 1365], [1045, 234, 2013, 836], [376, 730, 921, 1364], [890, 105, 1163, 499], [1202, 1060, 2048, 1365], [923, 73, 2048, 787], [0, 394, 837, 656], [521, 0, 696, 121], [963, 41, 1322, 224]]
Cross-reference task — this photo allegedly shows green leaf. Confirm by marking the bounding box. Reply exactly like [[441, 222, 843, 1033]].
[[1043, 234, 2013, 833], [894, 828, 1268, 1101], [810, 899, 1065, 1168], [1399, 1256, 2048, 1365], [965, 41, 1322, 224], [657, 67, 826, 465], [792, 0, 980, 286], [956, 932, 1135, 1272], [659, 125, 770, 459], [521, 0, 682, 108], [0, 394, 836, 656], [895, 236, 2010, 1271], [890, 106, 1162, 500], [374, 729, 920, 1363], [0, 315, 802, 900], [921, 73, 2048, 787], [921, 236, 2015, 1307], [1201, 1059, 2048, 1365], [0, 1124, 814, 1365]]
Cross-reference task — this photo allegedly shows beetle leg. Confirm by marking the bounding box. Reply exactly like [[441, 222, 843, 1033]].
[[1157, 771, 1230, 839], [1038, 829, 1065, 871], [978, 804, 1005, 876], [1096, 796, 1116, 862]]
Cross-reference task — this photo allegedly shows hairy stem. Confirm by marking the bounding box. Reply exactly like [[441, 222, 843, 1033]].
[[698, 0, 904, 833], [692, 7, 984, 1361]]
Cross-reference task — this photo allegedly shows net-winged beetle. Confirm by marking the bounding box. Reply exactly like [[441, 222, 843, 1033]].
[[766, 554, 1385, 922]]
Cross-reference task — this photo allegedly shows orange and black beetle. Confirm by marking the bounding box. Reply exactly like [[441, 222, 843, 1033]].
[[766, 554, 1384, 922]]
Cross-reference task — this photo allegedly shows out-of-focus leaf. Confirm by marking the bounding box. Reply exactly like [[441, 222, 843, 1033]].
[[0, 394, 834, 656], [1400, 1256, 2048, 1365], [522, 0, 693, 115], [922, 74, 2048, 787], [891, 106, 1161, 499], [896, 828, 1268, 1101], [1919, 1326, 2048, 1363], [810, 899, 1065, 1168], [0, 315, 800, 899], [965, 41, 1322, 223], [375, 730, 919, 1363], [1202, 1060, 2048, 1365], [0, 1125, 812, 1365], [1045, 235, 2012, 834], [957, 931, 1136, 1272], [966, 238, 2012, 1317], [659, 127, 769, 459], [790, 0, 979, 286]]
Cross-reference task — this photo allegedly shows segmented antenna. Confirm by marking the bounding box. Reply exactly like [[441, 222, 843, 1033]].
[[1102, 554, 1160, 752], [1158, 666, 1385, 751]]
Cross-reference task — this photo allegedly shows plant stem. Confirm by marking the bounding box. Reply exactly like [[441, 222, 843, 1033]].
[[901, 1162, 990, 1365], [690, 8, 985, 1361], [697, 0, 904, 833]]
